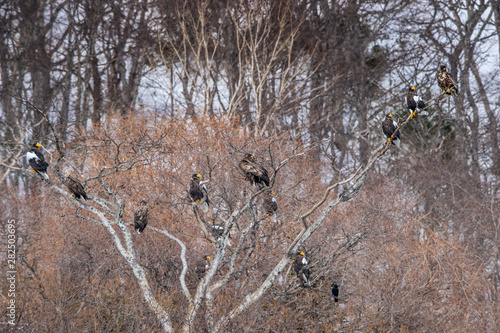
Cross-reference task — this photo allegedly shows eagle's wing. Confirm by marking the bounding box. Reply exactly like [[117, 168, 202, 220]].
[[27, 151, 39, 162], [34, 150, 46, 162], [446, 72, 456, 86], [67, 176, 87, 198], [239, 159, 261, 175], [134, 206, 148, 225]]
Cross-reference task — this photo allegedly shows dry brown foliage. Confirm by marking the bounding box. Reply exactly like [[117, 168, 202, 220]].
[[1, 112, 498, 332]]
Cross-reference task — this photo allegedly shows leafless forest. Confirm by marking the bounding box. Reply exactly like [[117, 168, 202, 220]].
[[1, 0, 499, 332]]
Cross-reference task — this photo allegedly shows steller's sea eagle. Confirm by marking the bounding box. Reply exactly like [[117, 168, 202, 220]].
[[239, 153, 270, 188], [294, 252, 310, 284], [134, 200, 149, 234], [382, 114, 400, 146], [195, 255, 211, 279], [27, 142, 49, 179], [263, 190, 278, 221], [64, 170, 88, 200], [437, 65, 458, 98], [406, 86, 426, 119], [189, 173, 210, 213]]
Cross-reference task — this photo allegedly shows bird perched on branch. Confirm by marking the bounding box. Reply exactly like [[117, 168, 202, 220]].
[[196, 255, 211, 279], [189, 173, 210, 213], [239, 153, 270, 188], [263, 190, 278, 221], [406, 86, 426, 119], [64, 170, 88, 200], [294, 252, 310, 284], [211, 224, 231, 246], [332, 283, 339, 303], [437, 65, 458, 98], [27, 142, 49, 179], [134, 200, 149, 234], [382, 114, 400, 146]]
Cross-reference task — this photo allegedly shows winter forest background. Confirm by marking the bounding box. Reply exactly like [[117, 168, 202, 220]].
[[1, 0, 499, 331]]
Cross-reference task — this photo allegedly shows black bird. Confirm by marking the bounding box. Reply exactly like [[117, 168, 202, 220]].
[[64, 170, 89, 200], [195, 255, 211, 279], [382, 114, 400, 146], [332, 283, 339, 302], [134, 200, 149, 234], [239, 153, 270, 187], [406, 86, 426, 119], [189, 173, 210, 213], [437, 65, 459, 98], [293, 252, 310, 284], [27, 142, 49, 179]]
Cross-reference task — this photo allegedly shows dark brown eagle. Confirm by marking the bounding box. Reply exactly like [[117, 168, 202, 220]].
[[134, 200, 149, 234], [189, 173, 210, 213], [437, 65, 458, 98], [64, 170, 88, 200], [195, 255, 211, 279], [293, 251, 310, 284], [26, 142, 49, 179], [382, 114, 400, 146], [406, 86, 426, 119], [263, 190, 278, 221], [332, 283, 339, 303], [239, 153, 270, 187]]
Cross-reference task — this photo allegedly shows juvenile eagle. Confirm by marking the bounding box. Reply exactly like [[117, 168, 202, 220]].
[[239, 153, 270, 187], [332, 283, 339, 303], [134, 200, 149, 234], [27, 142, 49, 179], [382, 114, 400, 146], [437, 65, 458, 98], [189, 173, 210, 213], [294, 252, 310, 284], [64, 170, 88, 200], [406, 86, 426, 119], [263, 190, 278, 221], [195, 255, 211, 279]]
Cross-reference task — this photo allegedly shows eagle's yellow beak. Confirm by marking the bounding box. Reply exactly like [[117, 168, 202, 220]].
[[207, 256, 211, 260], [300, 252, 305, 256], [35, 143, 41, 147], [197, 174, 201, 178], [411, 87, 415, 90], [388, 114, 392, 118]]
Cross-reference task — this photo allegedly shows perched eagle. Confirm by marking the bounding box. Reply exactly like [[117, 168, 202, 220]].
[[64, 170, 88, 200], [189, 173, 210, 213], [437, 65, 458, 98], [134, 200, 149, 234], [263, 190, 278, 221], [195, 255, 211, 279], [332, 283, 339, 303], [406, 86, 426, 119], [382, 114, 400, 146], [26, 142, 49, 179], [293, 252, 310, 284], [239, 153, 270, 187], [211, 224, 231, 246]]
